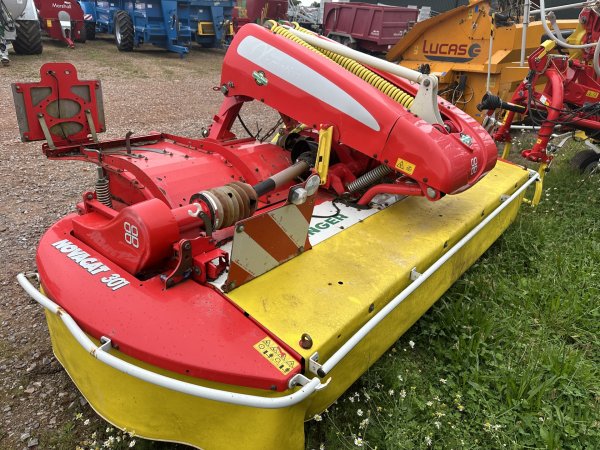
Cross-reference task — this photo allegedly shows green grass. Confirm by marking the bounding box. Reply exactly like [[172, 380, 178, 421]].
[[304, 142, 600, 449]]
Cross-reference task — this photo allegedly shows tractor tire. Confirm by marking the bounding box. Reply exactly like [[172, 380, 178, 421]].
[[85, 22, 96, 40], [74, 25, 86, 44], [114, 10, 134, 52], [570, 149, 600, 174], [12, 20, 43, 55]]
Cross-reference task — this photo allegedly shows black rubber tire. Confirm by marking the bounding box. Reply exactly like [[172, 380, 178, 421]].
[[114, 10, 134, 52], [570, 149, 600, 174], [74, 23, 86, 43], [85, 22, 96, 40], [12, 20, 43, 55]]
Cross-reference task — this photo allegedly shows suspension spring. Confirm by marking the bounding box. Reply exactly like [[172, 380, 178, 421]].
[[95, 169, 113, 208], [346, 165, 394, 193]]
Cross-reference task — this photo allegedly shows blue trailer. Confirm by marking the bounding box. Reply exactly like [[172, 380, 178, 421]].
[[79, 0, 234, 55]]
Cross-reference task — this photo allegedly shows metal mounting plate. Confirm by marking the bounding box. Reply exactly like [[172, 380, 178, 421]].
[[12, 62, 105, 146]]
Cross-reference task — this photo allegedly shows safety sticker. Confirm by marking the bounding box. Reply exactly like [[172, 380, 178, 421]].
[[586, 90, 599, 98], [395, 158, 416, 175], [253, 337, 296, 375]]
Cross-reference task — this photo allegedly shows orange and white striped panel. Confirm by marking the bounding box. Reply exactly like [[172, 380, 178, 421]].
[[225, 185, 316, 292]]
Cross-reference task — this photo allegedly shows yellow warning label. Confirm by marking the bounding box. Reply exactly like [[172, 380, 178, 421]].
[[586, 90, 599, 98], [395, 158, 416, 175], [47, 19, 52, 28], [413, 45, 419, 55], [253, 337, 296, 375]]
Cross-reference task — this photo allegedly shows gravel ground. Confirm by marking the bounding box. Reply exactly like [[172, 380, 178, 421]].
[[0, 36, 276, 449]]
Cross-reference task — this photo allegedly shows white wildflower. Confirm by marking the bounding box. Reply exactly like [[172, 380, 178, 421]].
[[425, 435, 432, 446], [75, 413, 83, 420], [349, 396, 355, 403], [354, 437, 364, 447], [83, 419, 90, 426], [409, 340, 415, 348], [129, 440, 136, 448], [359, 418, 369, 429], [434, 421, 441, 429], [439, 378, 447, 384], [357, 409, 364, 417], [397, 374, 403, 382], [388, 389, 394, 396], [320, 444, 325, 450], [313, 414, 323, 422], [426, 401, 433, 407], [399, 389, 406, 399]]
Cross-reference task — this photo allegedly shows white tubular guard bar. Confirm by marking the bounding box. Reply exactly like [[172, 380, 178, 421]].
[[17, 170, 539, 401], [16, 272, 328, 409]]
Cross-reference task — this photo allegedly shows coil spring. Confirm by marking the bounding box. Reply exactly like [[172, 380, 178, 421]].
[[95, 176, 113, 208], [346, 165, 393, 193], [267, 22, 414, 109]]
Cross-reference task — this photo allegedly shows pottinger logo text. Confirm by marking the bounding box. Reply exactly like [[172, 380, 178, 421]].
[[422, 40, 481, 63]]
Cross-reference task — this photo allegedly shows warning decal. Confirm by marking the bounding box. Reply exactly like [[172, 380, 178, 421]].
[[395, 158, 416, 175], [253, 337, 296, 375]]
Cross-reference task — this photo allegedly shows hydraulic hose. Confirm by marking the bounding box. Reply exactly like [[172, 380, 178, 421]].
[[266, 21, 414, 110]]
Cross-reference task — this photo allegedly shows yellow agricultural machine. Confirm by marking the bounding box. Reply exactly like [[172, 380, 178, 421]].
[[387, 0, 578, 122]]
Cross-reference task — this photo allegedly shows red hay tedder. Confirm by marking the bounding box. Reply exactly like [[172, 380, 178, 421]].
[[479, 2, 600, 203]]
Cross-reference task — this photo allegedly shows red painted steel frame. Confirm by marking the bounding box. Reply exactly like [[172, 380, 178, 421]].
[[219, 24, 496, 198], [18, 19, 500, 389], [14, 63, 104, 145], [492, 7, 600, 163]]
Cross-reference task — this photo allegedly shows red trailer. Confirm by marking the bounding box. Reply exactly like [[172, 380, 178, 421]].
[[35, 0, 86, 48], [323, 2, 418, 53], [233, 0, 287, 32]]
